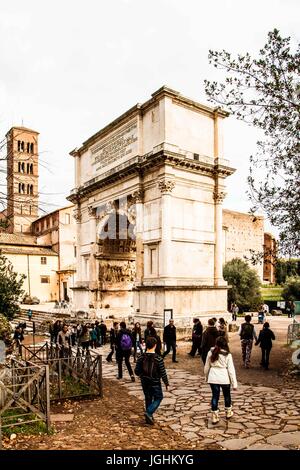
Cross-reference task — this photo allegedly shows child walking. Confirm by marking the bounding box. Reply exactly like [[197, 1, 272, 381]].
[[135, 336, 169, 425], [255, 322, 275, 370], [204, 336, 237, 424]]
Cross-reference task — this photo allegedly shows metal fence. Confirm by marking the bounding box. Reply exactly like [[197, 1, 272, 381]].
[[19, 343, 103, 400], [0, 358, 50, 446]]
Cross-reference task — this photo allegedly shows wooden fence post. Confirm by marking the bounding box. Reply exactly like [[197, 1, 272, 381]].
[[45, 365, 51, 433], [98, 355, 103, 398]]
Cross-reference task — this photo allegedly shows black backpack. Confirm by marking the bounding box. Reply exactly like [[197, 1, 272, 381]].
[[141, 354, 159, 380]]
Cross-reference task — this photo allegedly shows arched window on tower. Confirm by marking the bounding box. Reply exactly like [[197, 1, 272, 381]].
[[21, 183, 25, 194], [27, 163, 30, 173], [30, 143, 34, 153], [27, 142, 30, 153], [20, 141, 24, 152], [18, 162, 21, 172], [21, 162, 25, 173], [30, 164, 33, 174], [18, 183, 21, 193], [30, 185, 33, 195]]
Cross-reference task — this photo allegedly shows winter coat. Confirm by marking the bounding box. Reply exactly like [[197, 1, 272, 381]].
[[256, 328, 275, 349], [192, 321, 203, 339], [163, 325, 176, 342], [204, 348, 237, 388], [201, 326, 219, 354]]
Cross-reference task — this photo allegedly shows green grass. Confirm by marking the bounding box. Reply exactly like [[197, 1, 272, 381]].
[[1, 408, 52, 436], [261, 286, 284, 301], [50, 374, 91, 399]]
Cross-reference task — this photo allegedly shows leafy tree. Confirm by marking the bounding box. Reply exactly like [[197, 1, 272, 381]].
[[282, 276, 300, 301], [205, 29, 300, 256], [0, 254, 25, 320], [275, 258, 300, 285], [223, 258, 263, 311]]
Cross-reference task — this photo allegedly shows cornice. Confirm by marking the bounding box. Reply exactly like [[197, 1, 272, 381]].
[[67, 150, 235, 203]]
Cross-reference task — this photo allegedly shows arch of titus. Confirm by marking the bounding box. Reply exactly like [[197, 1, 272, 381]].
[[67, 87, 235, 326]]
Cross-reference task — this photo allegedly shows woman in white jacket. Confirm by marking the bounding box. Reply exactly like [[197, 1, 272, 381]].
[[204, 336, 238, 424]]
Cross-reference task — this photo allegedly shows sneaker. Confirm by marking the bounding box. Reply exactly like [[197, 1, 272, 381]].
[[144, 412, 154, 425], [131, 375, 136, 382]]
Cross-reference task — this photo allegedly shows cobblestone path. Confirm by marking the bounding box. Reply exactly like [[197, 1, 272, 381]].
[[103, 355, 300, 450]]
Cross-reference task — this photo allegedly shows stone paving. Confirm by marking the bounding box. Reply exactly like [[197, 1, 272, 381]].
[[101, 349, 300, 450]]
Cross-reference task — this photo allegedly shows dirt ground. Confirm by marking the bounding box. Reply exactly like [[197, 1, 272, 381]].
[[4, 379, 200, 451]]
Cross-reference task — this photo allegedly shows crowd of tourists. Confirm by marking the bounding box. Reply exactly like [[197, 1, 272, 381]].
[[11, 312, 276, 427], [98, 314, 275, 425]]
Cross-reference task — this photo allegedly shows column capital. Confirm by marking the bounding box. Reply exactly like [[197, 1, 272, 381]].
[[73, 208, 82, 223], [213, 191, 227, 203], [131, 189, 144, 204], [87, 205, 97, 218], [158, 179, 175, 194]]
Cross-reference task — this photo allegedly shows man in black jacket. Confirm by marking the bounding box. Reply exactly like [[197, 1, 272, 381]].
[[116, 321, 135, 381], [188, 318, 203, 357], [162, 319, 178, 363]]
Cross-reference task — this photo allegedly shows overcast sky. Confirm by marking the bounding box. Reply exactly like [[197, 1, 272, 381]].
[[0, 0, 298, 232]]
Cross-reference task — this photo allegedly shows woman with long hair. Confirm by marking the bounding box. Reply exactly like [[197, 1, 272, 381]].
[[204, 336, 237, 424]]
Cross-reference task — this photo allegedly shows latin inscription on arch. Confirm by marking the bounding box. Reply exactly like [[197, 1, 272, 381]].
[[91, 119, 138, 171]]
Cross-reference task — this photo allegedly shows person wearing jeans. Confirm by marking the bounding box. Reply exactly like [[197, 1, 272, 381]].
[[204, 336, 238, 424], [116, 322, 135, 382], [135, 336, 169, 425]]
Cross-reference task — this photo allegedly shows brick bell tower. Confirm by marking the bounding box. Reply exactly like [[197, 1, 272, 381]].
[[6, 126, 39, 233]]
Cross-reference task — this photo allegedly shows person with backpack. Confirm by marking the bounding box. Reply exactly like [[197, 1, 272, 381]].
[[204, 336, 237, 424], [238, 315, 258, 368], [188, 318, 203, 357], [162, 319, 178, 362], [255, 322, 275, 370], [135, 336, 169, 425], [116, 321, 135, 382]]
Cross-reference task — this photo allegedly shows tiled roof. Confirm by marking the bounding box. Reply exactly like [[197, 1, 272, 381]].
[[0, 245, 58, 256], [0, 233, 37, 246]]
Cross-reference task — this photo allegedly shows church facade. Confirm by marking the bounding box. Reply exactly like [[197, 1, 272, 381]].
[[68, 87, 235, 325]]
